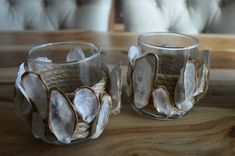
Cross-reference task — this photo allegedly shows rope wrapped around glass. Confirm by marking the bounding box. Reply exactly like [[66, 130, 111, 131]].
[[126, 32, 210, 120], [14, 41, 122, 145]]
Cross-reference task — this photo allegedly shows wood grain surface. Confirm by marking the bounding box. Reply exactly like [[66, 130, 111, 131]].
[[0, 31, 235, 156]]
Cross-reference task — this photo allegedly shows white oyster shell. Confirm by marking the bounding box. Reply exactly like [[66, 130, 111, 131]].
[[15, 63, 29, 102], [193, 50, 210, 98], [66, 47, 85, 62], [132, 53, 159, 109], [152, 86, 175, 117], [14, 63, 32, 126], [35, 57, 52, 63], [21, 72, 48, 119], [48, 88, 77, 144], [128, 46, 141, 65], [91, 94, 112, 139], [15, 63, 26, 89], [175, 60, 197, 111], [73, 87, 100, 123], [126, 46, 141, 97], [109, 64, 122, 115], [176, 100, 194, 112]]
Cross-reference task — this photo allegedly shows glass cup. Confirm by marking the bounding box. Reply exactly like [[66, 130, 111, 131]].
[[127, 32, 210, 120], [28, 41, 101, 90], [14, 41, 114, 145]]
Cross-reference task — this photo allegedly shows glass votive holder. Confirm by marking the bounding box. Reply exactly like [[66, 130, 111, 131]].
[[14, 41, 122, 145], [127, 32, 210, 120]]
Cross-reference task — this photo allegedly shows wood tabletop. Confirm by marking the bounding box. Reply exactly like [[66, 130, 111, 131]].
[[1, 31, 235, 156]]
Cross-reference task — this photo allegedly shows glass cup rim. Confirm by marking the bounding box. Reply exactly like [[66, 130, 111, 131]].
[[27, 41, 101, 65], [138, 32, 199, 51]]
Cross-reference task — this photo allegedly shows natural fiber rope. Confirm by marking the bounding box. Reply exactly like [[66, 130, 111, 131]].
[[154, 73, 179, 98], [32, 62, 100, 93]]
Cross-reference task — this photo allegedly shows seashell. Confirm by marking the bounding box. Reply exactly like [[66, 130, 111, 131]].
[[48, 88, 77, 144], [14, 63, 31, 115], [109, 64, 122, 115], [91, 71, 108, 97], [193, 50, 210, 100], [91, 94, 112, 139], [21, 72, 48, 119], [193, 65, 208, 98], [35, 57, 52, 63], [175, 60, 197, 111], [126, 46, 141, 98], [152, 86, 175, 116], [73, 87, 100, 124], [32, 112, 45, 139], [66, 47, 85, 62], [128, 46, 141, 65], [132, 53, 159, 109], [15, 63, 29, 101], [182, 60, 197, 99], [72, 122, 90, 140], [176, 100, 193, 112], [15, 63, 26, 89]]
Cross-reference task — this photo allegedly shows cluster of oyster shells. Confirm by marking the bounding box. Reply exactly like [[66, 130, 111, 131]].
[[127, 46, 209, 118], [14, 49, 122, 144]]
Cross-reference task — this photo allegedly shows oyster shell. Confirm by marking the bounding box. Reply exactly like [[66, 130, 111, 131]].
[[152, 86, 175, 117], [32, 112, 45, 139], [14, 64, 33, 126], [109, 64, 122, 115], [15, 63, 26, 89], [175, 60, 197, 111], [35, 57, 52, 63], [193, 50, 210, 99], [183, 60, 197, 99], [128, 46, 141, 65], [126, 46, 141, 97], [48, 88, 77, 144], [176, 100, 194, 112], [72, 122, 90, 140], [15, 63, 29, 101], [21, 72, 48, 119], [14, 64, 31, 115], [73, 87, 100, 123], [91, 94, 112, 139], [132, 53, 159, 109], [66, 48, 85, 62]]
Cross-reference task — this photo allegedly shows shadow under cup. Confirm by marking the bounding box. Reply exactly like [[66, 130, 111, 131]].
[[130, 32, 210, 120]]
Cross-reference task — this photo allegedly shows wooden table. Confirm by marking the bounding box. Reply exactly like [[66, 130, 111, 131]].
[[1, 31, 235, 156]]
